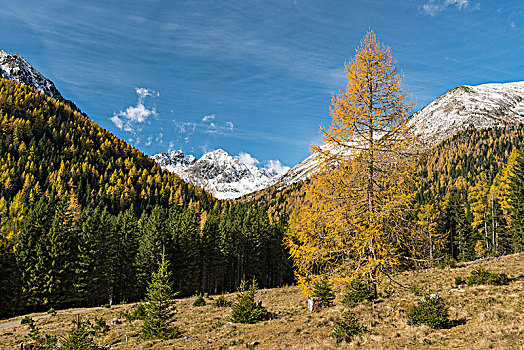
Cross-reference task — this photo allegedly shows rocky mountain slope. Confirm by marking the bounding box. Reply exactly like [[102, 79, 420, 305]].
[[0, 49, 63, 100], [152, 149, 288, 200]]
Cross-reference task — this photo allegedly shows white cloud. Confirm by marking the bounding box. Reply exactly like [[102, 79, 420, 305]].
[[110, 115, 124, 129], [264, 159, 290, 176], [225, 121, 234, 131], [202, 114, 215, 122], [420, 0, 477, 16], [136, 87, 159, 100], [444, 0, 468, 10], [236, 152, 260, 167], [111, 87, 158, 132]]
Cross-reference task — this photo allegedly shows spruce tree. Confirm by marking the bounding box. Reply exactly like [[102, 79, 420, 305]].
[[312, 277, 335, 306], [141, 248, 181, 340], [508, 150, 524, 252], [230, 277, 268, 324]]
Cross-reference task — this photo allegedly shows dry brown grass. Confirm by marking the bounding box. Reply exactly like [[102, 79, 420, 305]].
[[1, 253, 524, 349]]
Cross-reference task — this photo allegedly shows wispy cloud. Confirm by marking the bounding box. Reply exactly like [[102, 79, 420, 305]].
[[202, 114, 215, 122], [206, 121, 234, 134], [111, 87, 159, 134], [420, 0, 478, 16], [170, 114, 235, 149]]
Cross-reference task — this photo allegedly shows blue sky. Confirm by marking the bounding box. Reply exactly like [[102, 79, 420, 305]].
[[1, 1, 523, 168]]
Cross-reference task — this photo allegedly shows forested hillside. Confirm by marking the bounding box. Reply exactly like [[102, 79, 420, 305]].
[[0, 79, 292, 318]]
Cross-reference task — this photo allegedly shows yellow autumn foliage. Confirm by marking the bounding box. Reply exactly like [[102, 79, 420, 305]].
[[285, 31, 419, 295]]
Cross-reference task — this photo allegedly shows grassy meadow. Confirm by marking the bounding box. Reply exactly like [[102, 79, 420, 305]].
[[1, 253, 523, 349]]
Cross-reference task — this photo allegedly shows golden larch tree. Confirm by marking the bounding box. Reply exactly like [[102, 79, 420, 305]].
[[285, 31, 419, 296]]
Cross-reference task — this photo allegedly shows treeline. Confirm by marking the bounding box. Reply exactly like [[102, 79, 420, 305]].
[[0, 79, 292, 318], [0, 195, 292, 317]]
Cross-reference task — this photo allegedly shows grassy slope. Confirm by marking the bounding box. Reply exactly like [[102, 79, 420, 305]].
[[1, 253, 523, 349]]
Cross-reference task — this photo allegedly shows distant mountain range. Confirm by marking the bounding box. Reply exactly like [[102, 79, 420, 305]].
[[4, 47, 524, 200], [151, 149, 288, 200]]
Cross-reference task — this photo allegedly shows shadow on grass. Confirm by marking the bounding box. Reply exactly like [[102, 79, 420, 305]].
[[444, 318, 467, 329]]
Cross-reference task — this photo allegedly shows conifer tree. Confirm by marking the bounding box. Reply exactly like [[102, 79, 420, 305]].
[[469, 173, 491, 252], [46, 199, 78, 307], [141, 248, 180, 340], [286, 30, 418, 295], [508, 149, 524, 252], [112, 207, 139, 302], [136, 206, 170, 295], [16, 199, 53, 309], [230, 277, 268, 324]]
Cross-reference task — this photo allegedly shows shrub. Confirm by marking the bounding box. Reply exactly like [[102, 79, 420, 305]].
[[466, 266, 509, 286], [342, 279, 375, 308], [407, 294, 449, 329], [448, 257, 457, 268], [312, 277, 335, 307], [231, 278, 269, 324], [454, 276, 465, 286], [193, 294, 206, 307], [24, 317, 58, 349], [46, 308, 57, 316], [123, 303, 147, 322], [213, 294, 232, 307], [93, 317, 109, 333], [330, 311, 366, 343]]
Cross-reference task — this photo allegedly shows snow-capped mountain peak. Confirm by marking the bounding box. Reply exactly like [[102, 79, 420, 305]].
[[407, 81, 524, 146], [0, 49, 63, 99], [152, 149, 289, 200]]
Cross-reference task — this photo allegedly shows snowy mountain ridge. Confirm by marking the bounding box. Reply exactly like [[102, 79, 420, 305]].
[[407, 81, 524, 146], [275, 80, 524, 188], [151, 149, 289, 200], [0, 49, 63, 99]]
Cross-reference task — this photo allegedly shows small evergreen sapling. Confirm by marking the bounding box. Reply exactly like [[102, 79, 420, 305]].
[[60, 316, 104, 350], [330, 311, 366, 343], [141, 248, 181, 340], [22, 316, 58, 350], [231, 278, 269, 323], [312, 277, 335, 306], [213, 294, 232, 307], [466, 265, 509, 286], [193, 294, 206, 306], [341, 279, 375, 308]]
